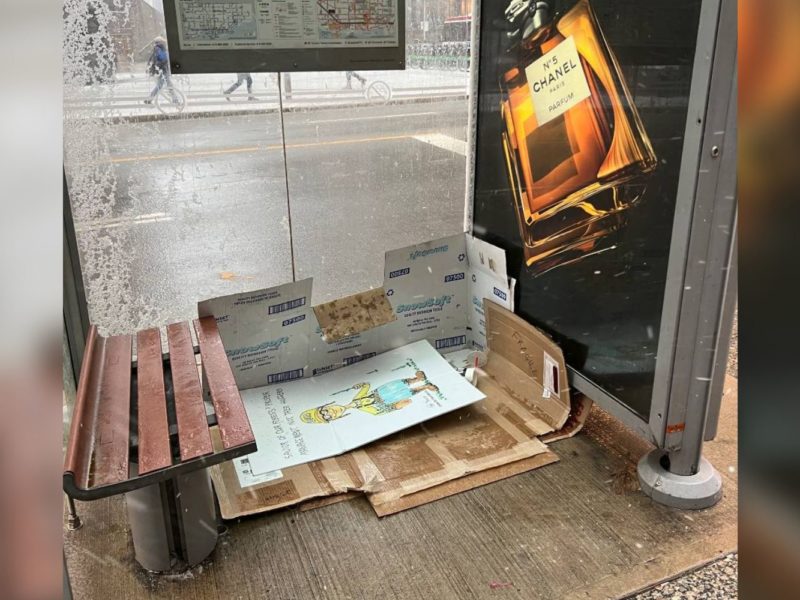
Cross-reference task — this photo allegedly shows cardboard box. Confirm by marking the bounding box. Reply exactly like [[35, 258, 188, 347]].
[[210, 301, 591, 519]]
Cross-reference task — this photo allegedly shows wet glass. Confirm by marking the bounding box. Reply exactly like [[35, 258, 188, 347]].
[[63, 0, 475, 330], [281, 0, 475, 304], [63, 0, 293, 336]]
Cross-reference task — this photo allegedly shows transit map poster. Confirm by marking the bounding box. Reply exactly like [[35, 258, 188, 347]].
[[174, 0, 400, 50], [164, 0, 406, 72]]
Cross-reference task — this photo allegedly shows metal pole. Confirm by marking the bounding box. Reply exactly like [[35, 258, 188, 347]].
[[126, 465, 218, 571], [66, 495, 82, 531], [637, 0, 736, 509]]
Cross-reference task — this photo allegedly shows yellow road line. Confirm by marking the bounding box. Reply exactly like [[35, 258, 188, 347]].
[[110, 133, 429, 164], [111, 145, 263, 164]]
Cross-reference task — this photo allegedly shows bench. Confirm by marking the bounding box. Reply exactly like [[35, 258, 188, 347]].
[[64, 316, 256, 571]]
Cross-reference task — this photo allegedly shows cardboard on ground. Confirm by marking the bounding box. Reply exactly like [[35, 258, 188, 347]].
[[200, 234, 591, 517], [208, 303, 592, 518]]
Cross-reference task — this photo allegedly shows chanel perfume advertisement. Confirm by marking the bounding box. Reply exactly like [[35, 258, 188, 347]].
[[473, 0, 703, 416]]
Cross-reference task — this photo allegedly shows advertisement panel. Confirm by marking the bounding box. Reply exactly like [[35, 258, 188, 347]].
[[473, 0, 703, 417]]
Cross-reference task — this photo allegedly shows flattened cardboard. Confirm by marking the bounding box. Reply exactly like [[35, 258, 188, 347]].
[[298, 491, 361, 512], [483, 302, 571, 431], [542, 392, 594, 443], [210, 428, 364, 519], [369, 450, 559, 517], [210, 300, 585, 520], [350, 393, 552, 506]]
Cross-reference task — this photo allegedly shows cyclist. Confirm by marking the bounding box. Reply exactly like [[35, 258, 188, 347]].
[[143, 37, 179, 106]]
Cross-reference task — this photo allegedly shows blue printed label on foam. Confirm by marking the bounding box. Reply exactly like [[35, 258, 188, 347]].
[[408, 244, 449, 261], [282, 314, 306, 327]]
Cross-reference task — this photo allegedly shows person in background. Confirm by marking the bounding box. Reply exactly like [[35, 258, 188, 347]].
[[344, 70, 367, 90], [224, 73, 257, 101], [143, 37, 179, 105]]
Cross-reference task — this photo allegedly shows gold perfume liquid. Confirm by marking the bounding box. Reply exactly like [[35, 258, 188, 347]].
[[500, 0, 657, 273]]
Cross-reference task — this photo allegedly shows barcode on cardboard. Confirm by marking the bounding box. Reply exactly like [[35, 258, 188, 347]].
[[343, 352, 376, 366], [268, 297, 306, 315], [268, 368, 304, 384], [435, 335, 466, 350]]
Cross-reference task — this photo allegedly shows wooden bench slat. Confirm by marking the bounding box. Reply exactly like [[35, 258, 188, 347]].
[[167, 322, 213, 461], [136, 328, 172, 475], [64, 325, 101, 489], [92, 334, 132, 487], [194, 316, 255, 450]]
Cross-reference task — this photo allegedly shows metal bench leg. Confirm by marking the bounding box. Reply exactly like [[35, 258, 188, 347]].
[[125, 465, 218, 572], [66, 494, 82, 530]]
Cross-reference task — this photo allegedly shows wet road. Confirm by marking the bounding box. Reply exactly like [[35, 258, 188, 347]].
[[69, 100, 470, 334]]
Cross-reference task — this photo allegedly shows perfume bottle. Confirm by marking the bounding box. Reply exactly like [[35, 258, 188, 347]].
[[499, 0, 657, 273]]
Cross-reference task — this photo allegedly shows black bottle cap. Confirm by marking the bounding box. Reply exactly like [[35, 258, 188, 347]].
[[503, 1, 553, 51]]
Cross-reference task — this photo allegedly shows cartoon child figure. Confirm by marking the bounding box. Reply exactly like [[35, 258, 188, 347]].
[[300, 371, 438, 424]]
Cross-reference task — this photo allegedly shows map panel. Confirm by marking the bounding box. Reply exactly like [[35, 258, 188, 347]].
[[175, 0, 399, 50], [179, 1, 257, 41], [316, 1, 397, 40]]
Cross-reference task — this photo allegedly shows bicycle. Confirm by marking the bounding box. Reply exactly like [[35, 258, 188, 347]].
[[144, 72, 186, 115]]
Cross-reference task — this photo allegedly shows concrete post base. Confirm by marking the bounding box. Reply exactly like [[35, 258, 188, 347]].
[[637, 449, 723, 510]]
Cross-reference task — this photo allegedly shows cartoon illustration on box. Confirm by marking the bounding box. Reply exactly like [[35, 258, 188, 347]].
[[300, 370, 439, 423]]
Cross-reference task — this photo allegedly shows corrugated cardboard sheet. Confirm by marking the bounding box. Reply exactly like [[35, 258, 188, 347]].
[[211, 302, 592, 519]]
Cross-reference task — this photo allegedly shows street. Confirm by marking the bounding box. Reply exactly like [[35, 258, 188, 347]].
[[67, 99, 470, 335]]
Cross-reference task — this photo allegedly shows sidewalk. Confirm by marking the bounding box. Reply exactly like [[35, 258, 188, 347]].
[[64, 66, 470, 120]]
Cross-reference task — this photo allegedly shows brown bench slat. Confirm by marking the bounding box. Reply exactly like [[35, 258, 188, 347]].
[[167, 322, 213, 461], [136, 328, 172, 475], [64, 325, 101, 489], [194, 316, 255, 450], [92, 333, 132, 487]]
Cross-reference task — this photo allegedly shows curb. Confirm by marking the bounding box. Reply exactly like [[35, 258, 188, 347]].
[[76, 93, 469, 124]]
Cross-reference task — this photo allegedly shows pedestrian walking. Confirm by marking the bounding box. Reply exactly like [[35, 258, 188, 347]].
[[224, 73, 257, 101], [143, 37, 179, 105], [344, 71, 367, 90]]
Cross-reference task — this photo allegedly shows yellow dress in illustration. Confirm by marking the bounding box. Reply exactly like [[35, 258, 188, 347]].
[[300, 370, 439, 424]]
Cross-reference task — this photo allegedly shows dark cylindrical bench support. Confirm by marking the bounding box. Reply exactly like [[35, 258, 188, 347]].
[[126, 465, 218, 572]]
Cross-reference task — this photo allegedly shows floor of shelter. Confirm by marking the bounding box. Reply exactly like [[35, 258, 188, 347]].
[[64, 375, 738, 600]]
